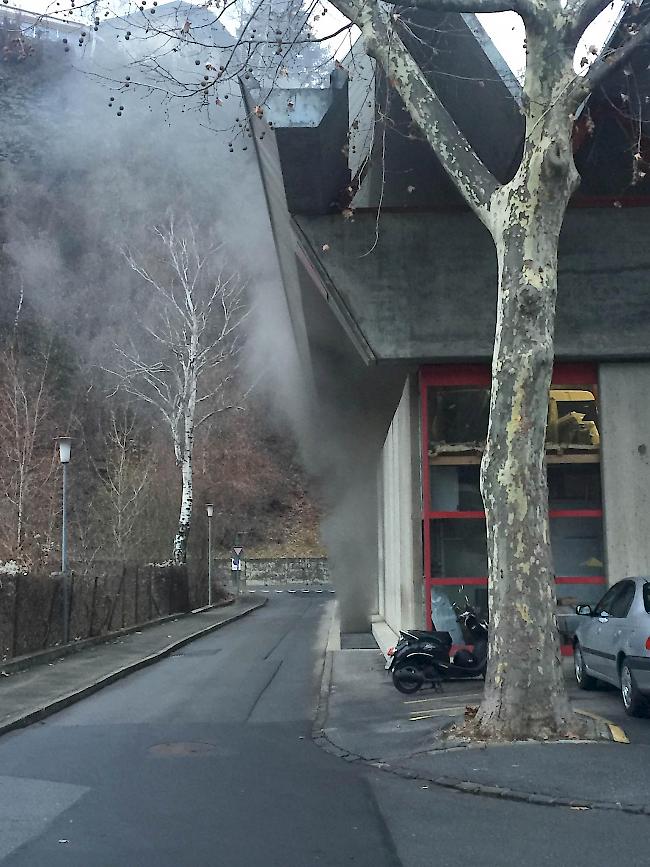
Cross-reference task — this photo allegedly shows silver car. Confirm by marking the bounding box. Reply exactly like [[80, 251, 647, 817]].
[[574, 577, 650, 716]]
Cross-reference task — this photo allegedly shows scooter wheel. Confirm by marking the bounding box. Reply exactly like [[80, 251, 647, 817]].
[[392, 664, 423, 694]]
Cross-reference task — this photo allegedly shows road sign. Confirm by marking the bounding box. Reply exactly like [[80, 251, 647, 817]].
[[233, 546, 243, 557], [231, 558, 242, 571]]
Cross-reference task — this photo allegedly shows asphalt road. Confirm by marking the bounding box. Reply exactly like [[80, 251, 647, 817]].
[[0, 596, 648, 866]]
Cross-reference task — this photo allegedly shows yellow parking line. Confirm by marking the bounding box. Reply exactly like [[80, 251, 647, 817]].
[[409, 705, 466, 721], [575, 709, 630, 744], [403, 693, 483, 706]]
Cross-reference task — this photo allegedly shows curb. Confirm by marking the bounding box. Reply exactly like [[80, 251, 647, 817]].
[[310, 650, 650, 816], [0, 598, 267, 738], [1, 598, 236, 676]]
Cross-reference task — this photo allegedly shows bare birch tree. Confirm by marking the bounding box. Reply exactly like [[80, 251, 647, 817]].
[[107, 217, 247, 565], [0, 336, 55, 562]]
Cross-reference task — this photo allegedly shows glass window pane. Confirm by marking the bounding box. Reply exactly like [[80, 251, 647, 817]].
[[546, 385, 600, 454], [430, 465, 483, 511], [430, 518, 487, 579], [428, 388, 490, 456], [609, 581, 636, 618], [547, 464, 601, 510], [550, 516, 603, 577], [595, 582, 624, 616], [430, 585, 488, 641]]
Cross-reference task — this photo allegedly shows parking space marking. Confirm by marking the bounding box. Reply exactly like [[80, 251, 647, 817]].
[[409, 705, 466, 722], [403, 692, 483, 706], [575, 709, 630, 744]]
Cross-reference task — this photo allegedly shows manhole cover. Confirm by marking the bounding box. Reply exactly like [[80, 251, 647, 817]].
[[149, 741, 220, 757]]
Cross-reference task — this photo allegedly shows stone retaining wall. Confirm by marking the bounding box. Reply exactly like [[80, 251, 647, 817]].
[[213, 557, 329, 586]]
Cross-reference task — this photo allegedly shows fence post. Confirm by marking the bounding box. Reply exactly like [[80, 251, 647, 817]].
[[148, 568, 153, 621], [69, 575, 75, 642], [42, 580, 59, 649], [121, 564, 126, 629], [11, 575, 20, 658], [134, 566, 139, 625], [89, 576, 98, 638], [168, 572, 173, 615]]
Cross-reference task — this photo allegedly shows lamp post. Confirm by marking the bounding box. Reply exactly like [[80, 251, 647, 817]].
[[206, 504, 214, 606], [58, 436, 72, 644]]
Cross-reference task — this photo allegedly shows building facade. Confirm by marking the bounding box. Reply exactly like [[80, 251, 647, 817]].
[[246, 7, 650, 645]]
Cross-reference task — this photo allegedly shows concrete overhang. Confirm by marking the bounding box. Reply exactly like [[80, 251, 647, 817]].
[[246, 69, 351, 215]]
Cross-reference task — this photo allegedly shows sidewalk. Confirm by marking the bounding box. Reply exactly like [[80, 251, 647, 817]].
[[0, 597, 266, 735], [314, 646, 650, 815]]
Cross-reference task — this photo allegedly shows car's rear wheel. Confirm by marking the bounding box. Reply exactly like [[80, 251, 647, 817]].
[[620, 660, 649, 717], [574, 643, 597, 690]]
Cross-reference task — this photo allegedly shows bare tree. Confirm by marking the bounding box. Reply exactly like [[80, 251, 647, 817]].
[[0, 334, 56, 563], [91, 406, 153, 561], [107, 217, 247, 565]]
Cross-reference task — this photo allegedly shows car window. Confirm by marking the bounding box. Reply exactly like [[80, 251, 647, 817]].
[[644, 583, 650, 614], [594, 582, 624, 616], [608, 581, 636, 618]]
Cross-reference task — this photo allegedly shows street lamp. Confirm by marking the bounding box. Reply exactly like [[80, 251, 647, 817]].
[[58, 436, 72, 644], [206, 504, 214, 606]]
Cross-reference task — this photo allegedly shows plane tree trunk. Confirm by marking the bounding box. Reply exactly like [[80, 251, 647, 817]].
[[475, 28, 582, 738]]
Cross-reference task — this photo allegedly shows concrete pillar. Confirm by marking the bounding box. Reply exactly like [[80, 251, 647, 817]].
[[377, 375, 424, 637], [600, 362, 650, 581]]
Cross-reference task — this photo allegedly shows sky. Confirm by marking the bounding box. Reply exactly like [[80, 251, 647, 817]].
[[5, 0, 629, 82]]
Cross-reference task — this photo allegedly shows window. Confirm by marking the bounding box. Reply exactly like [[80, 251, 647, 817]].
[[594, 582, 626, 617], [644, 583, 650, 615], [608, 581, 636, 618], [428, 388, 490, 457], [421, 364, 605, 639], [546, 387, 600, 453]]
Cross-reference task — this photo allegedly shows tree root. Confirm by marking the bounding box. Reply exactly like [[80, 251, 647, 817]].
[[445, 707, 600, 744]]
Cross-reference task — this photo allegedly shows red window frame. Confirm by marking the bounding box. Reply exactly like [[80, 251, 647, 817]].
[[420, 363, 605, 634]]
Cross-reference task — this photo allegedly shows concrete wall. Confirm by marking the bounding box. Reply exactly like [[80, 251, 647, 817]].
[[295, 207, 650, 362], [376, 376, 424, 640], [601, 363, 650, 581]]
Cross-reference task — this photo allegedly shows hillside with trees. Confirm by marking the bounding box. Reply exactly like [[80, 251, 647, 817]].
[[0, 15, 322, 574]]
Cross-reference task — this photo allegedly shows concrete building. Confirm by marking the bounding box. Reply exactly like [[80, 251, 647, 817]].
[[245, 7, 650, 649]]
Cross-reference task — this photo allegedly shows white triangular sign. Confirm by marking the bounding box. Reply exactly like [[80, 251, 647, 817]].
[[233, 547, 243, 557]]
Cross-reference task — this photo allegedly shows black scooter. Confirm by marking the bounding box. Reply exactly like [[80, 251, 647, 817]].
[[389, 608, 488, 695]]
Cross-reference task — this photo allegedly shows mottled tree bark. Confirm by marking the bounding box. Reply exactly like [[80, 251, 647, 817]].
[[475, 29, 581, 738]]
